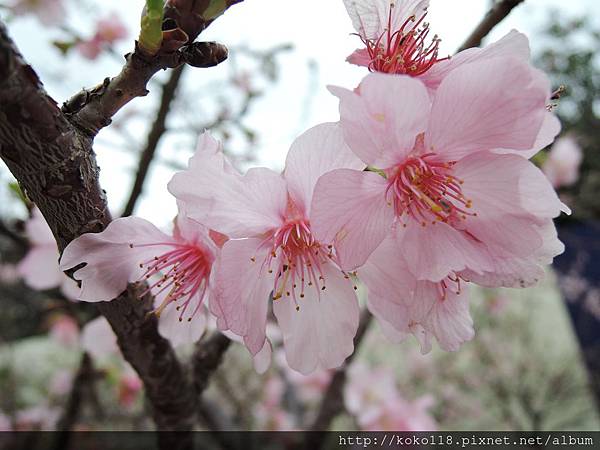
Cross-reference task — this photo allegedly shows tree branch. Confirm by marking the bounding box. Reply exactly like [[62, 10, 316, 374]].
[[122, 65, 185, 216], [0, 19, 200, 444], [458, 0, 526, 51], [61, 2, 236, 138], [307, 311, 372, 437], [53, 353, 94, 450], [192, 332, 232, 395]]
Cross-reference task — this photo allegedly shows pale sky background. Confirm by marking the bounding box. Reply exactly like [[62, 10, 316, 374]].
[[1, 0, 599, 226]]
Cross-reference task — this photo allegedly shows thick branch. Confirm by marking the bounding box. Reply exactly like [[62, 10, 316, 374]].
[[308, 311, 373, 436], [458, 0, 526, 51], [192, 332, 232, 395], [122, 65, 185, 216], [0, 21, 195, 440]]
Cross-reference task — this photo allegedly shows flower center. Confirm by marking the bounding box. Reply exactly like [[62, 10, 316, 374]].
[[253, 219, 337, 309], [130, 242, 212, 321], [385, 153, 476, 226], [361, 7, 446, 76]]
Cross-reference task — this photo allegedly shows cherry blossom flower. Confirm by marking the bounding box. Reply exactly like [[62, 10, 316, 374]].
[[77, 13, 128, 60], [542, 136, 583, 188], [312, 62, 567, 349], [60, 209, 217, 345], [343, 0, 442, 76], [360, 234, 474, 352], [344, 1, 560, 158], [314, 60, 567, 277], [168, 124, 364, 374], [9, 0, 65, 26], [17, 208, 79, 300], [345, 363, 436, 431]]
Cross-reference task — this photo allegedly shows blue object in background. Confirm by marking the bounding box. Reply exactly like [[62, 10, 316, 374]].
[[554, 221, 600, 409]]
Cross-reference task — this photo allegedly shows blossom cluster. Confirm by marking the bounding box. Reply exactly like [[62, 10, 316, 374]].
[[59, 0, 568, 374]]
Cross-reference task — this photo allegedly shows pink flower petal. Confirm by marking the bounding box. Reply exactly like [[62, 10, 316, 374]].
[[60, 217, 176, 302], [169, 132, 287, 237], [60, 277, 81, 301], [253, 339, 273, 374], [396, 221, 491, 282], [455, 151, 569, 220], [421, 290, 474, 352], [311, 169, 394, 271], [421, 30, 530, 91], [273, 263, 359, 374], [284, 122, 364, 215], [173, 210, 215, 248], [212, 238, 274, 354], [156, 290, 207, 347], [329, 73, 430, 168], [346, 48, 371, 66], [495, 111, 561, 159], [427, 57, 547, 161], [361, 235, 473, 352], [460, 220, 564, 288], [342, 0, 429, 41]]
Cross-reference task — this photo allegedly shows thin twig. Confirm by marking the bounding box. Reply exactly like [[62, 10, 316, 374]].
[[458, 0, 526, 51], [192, 333, 235, 447], [307, 310, 373, 437], [122, 65, 186, 216], [0, 0, 241, 442], [54, 353, 93, 450]]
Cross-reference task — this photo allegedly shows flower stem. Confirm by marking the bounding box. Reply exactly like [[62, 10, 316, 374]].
[[139, 0, 165, 56]]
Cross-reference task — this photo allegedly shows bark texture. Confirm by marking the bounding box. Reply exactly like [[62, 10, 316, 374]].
[[0, 21, 197, 435], [0, 0, 239, 437]]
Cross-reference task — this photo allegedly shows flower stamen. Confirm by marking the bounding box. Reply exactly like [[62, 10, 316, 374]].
[[359, 7, 448, 76], [130, 242, 211, 321], [385, 152, 475, 225]]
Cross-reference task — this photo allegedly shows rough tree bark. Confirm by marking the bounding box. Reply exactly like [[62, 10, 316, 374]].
[[0, 0, 240, 442], [0, 20, 197, 440]]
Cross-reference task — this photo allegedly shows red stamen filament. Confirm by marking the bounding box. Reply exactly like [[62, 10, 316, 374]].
[[438, 272, 470, 301], [385, 153, 476, 225], [252, 219, 336, 310], [131, 242, 211, 322], [359, 8, 447, 75]]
